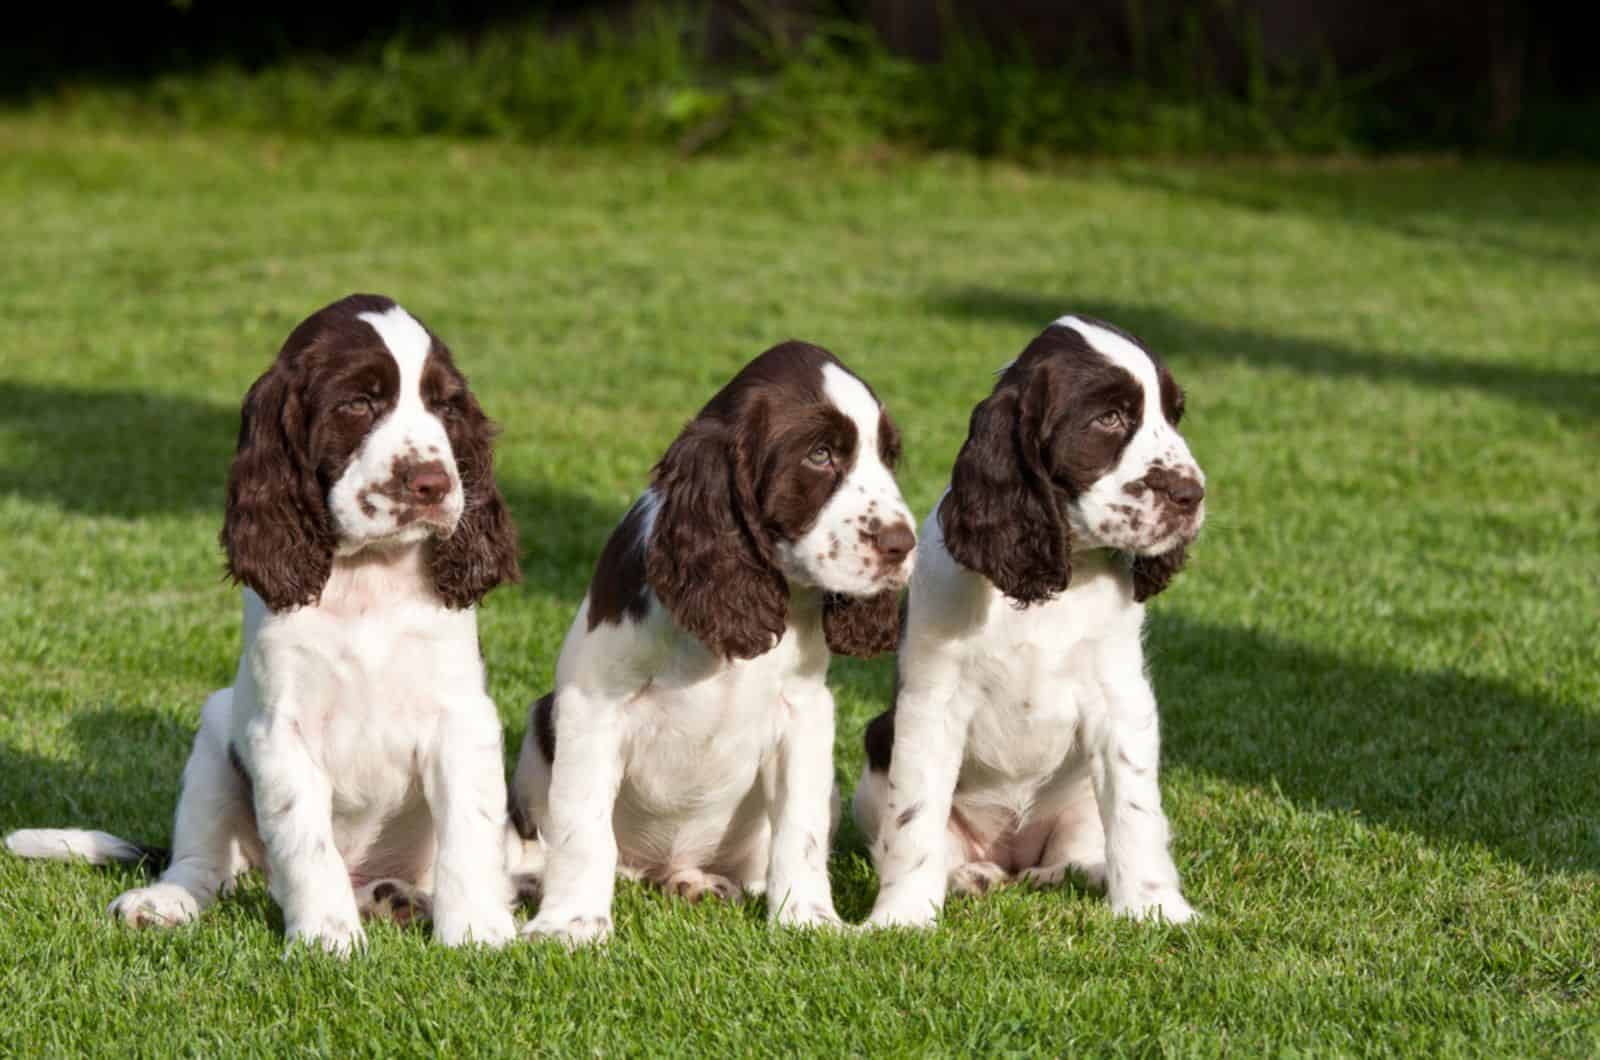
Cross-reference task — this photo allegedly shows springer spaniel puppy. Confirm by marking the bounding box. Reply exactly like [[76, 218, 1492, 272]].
[[6, 294, 522, 953], [508, 341, 916, 946], [854, 316, 1205, 928]]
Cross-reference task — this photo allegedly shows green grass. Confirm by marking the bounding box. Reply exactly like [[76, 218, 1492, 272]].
[[2, 118, 1598, 1054]]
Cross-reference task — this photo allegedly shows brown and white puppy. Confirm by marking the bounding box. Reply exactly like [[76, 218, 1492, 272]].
[[6, 294, 522, 954], [854, 316, 1205, 928], [510, 341, 916, 946]]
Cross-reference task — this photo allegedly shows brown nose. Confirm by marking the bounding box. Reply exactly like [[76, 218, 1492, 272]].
[[1163, 475, 1205, 511], [405, 462, 452, 506], [873, 522, 916, 564]]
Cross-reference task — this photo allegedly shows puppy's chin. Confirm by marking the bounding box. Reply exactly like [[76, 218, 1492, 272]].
[[334, 513, 458, 558]]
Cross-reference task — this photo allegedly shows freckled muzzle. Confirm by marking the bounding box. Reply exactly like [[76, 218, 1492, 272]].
[[356, 453, 463, 536], [1125, 463, 1205, 548]]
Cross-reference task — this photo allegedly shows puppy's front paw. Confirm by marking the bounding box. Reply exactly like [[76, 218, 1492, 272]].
[[863, 898, 938, 930], [285, 913, 367, 957], [1112, 888, 1198, 925], [108, 884, 200, 929], [774, 902, 845, 931], [521, 909, 613, 948], [434, 905, 516, 948]]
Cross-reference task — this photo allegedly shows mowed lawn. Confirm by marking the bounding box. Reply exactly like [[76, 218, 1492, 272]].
[[1, 117, 1597, 1055]]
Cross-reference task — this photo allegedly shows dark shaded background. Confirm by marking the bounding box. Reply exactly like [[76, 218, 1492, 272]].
[[6, 1, 1597, 156]]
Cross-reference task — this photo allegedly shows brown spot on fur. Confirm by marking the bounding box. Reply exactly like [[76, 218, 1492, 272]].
[[864, 708, 895, 772]]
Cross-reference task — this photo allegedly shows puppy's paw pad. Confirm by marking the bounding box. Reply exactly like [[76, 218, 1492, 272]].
[[666, 870, 742, 904], [355, 879, 433, 926]]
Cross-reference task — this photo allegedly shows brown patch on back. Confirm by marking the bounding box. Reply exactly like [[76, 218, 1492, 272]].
[[587, 498, 654, 630]]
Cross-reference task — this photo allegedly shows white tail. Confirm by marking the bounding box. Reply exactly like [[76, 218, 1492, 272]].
[[5, 828, 148, 865]]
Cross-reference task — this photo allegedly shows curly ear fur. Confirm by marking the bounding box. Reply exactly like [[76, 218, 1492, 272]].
[[1130, 543, 1188, 602], [645, 423, 788, 660], [938, 369, 1070, 606], [822, 588, 901, 658], [431, 392, 522, 609], [220, 366, 335, 611]]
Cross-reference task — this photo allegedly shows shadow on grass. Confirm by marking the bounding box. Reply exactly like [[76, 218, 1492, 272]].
[[928, 288, 1600, 421], [1152, 613, 1599, 875], [0, 379, 621, 606], [0, 705, 191, 846], [825, 613, 1599, 878]]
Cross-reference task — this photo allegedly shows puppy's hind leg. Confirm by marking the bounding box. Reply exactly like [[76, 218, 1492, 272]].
[[1019, 774, 1107, 892], [110, 690, 258, 929], [355, 879, 434, 926]]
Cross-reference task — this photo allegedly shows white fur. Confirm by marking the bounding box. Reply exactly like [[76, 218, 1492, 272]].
[[856, 322, 1203, 929], [1058, 316, 1205, 556], [775, 363, 915, 595], [6, 309, 513, 954], [5, 829, 148, 864], [327, 306, 463, 550], [514, 372, 914, 946]]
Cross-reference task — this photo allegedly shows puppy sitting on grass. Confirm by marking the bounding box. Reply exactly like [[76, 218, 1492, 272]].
[[7, 294, 522, 954]]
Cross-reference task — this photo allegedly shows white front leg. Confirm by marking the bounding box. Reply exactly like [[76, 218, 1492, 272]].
[[1091, 650, 1196, 924], [766, 687, 841, 929], [425, 699, 516, 948], [522, 687, 623, 947], [864, 686, 968, 929], [243, 716, 364, 957]]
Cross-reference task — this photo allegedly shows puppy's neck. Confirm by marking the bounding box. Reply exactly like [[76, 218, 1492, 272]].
[[318, 541, 433, 618]]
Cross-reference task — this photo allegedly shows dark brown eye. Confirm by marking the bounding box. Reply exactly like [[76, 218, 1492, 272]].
[[805, 445, 834, 469], [338, 395, 376, 417], [1094, 410, 1126, 431]]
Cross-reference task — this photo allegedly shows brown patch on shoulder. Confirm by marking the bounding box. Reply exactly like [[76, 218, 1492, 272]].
[[863, 709, 895, 773], [587, 499, 653, 630], [532, 692, 556, 764]]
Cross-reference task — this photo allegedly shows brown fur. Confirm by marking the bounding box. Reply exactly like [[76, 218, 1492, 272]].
[[938, 367, 1071, 607], [221, 293, 519, 612], [822, 589, 901, 658]]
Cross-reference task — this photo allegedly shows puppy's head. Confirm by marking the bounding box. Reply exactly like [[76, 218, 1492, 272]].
[[643, 341, 916, 660], [221, 293, 520, 611], [939, 316, 1204, 605]]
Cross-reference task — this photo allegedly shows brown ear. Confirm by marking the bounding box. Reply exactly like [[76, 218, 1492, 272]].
[[937, 371, 1069, 606], [645, 422, 788, 660], [220, 364, 335, 611], [822, 588, 901, 658], [431, 392, 522, 609], [1130, 543, 1188, 602]]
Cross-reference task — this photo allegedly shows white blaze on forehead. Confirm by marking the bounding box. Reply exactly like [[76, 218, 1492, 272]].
[[1054, 315, 1161, 413], [358, 305, 432, 404], [820, 362, 881, 454]]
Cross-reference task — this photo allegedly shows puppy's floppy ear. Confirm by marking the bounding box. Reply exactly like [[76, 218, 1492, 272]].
[[822, 588, 901, 659], [431, 388, 522, 609], [646, 419, 788, 660], [938, 365, 1070, 605], [1130, 543, 1187, 602], [220, 364, 335, 611]]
